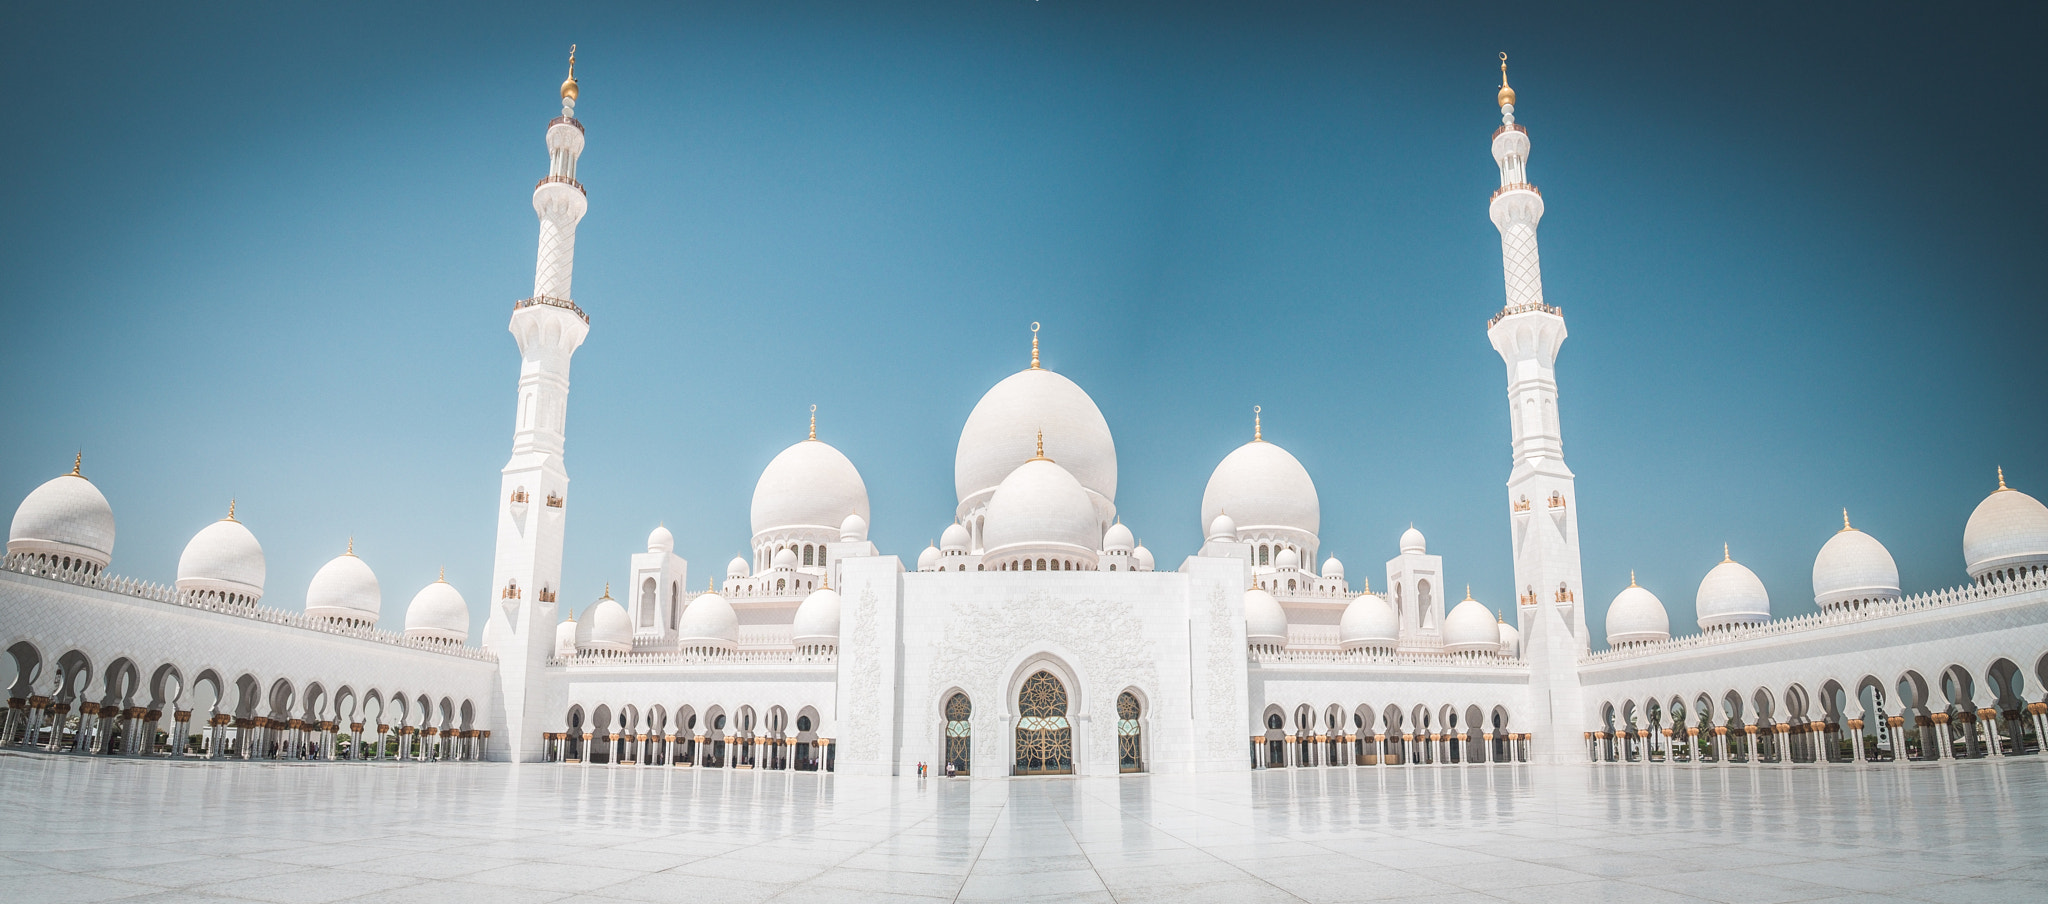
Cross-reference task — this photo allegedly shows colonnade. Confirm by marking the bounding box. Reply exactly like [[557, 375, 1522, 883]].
[[1586, 702, 2048, 765], [542, 731, 834, 771], [0, 696, 488, 762], [1252, 731, 1531, 768]]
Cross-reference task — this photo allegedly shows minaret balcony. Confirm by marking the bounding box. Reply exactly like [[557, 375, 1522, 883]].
[[536, 174, 586, 196], [1489, 181, 1540, 202], [1492, 123, 1527, 139], [1486, 302, 1562, 328], [549, 115, 584, 134], [513, 295, 590, 324]]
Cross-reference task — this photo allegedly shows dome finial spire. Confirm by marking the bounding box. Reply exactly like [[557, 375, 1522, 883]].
[[1842, 508, 1853, 532], [1497, 52, 1516, 108], [1464, 584, 1474, 601], [226, 498, 237, 522], [70, 450, 83, 477], [1029, 321, 1041, 370], [345, 536, 355, 556], [1030, 429, 1049, 462], [560, 44, 579, 101], [1998, 465, 2008, 490], [602, 581, 611, 599], [438, 566, 446, 582], [1253, 405, 1263, 442], [1722, 542, 1730, 563], [809, 404, 817, 441], [1629, 570, 1637, 587]]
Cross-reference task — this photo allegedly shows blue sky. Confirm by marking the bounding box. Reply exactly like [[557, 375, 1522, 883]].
[[3, 3, 2042, 646]]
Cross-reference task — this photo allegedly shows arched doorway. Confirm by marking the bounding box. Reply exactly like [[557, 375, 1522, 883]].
[[1117, 691, 1143, 773], [1014, 670, 1073, 775], [944, 693, 972, 775]]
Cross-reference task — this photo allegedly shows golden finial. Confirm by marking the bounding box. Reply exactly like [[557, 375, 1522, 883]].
[[707, 577, 715, 593], [1629, 570, 1637, 588], [1030, 429, 1049, 461], [1997, 466, 2008, 491], [561, 45, 579, 101], [1722, 543, 1730, 563], [1464, 585, 1474, 601], [69, 450, 83, 477], [1841, 509, 1853, 532], [345, 536, 356, 556], [1360, 577, 1371, 594], [1253, 405, 1263, 442], [1030, 322, 1041, 370], [226, 499, 238, 522], [808, 404, 817, 441], [1497, 610, 1504, 623], [565, 607, 575, 622], [437, 566, 446, 582], [1497, 52, 1516, 107], [602, 582, 611, 600]]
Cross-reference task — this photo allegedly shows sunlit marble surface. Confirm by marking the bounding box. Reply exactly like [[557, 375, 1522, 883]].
[[3, 753, 2044, 903]]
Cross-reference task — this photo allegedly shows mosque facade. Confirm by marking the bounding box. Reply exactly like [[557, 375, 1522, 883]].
[[6, 58, 2048, 774]]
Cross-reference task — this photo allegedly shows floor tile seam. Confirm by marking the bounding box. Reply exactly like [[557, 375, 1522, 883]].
[[946, 796, 1007, 904]]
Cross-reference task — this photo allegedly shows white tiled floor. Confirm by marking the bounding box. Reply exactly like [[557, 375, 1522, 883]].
[[4, 752, 2045, 903]]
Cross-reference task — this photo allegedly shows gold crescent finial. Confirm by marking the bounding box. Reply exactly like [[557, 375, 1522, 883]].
[[226, 498, 237, 522], [1497, 52, 1516, 107], [1253, 405, 1263, 442], [1722, 543, 1730, 563], [1842, 509, 1853, 531], [1998, 466, 2008, 490], [1030, 322, 1041, 370], [809, 404, 818, 441], [70, 450, 83, 477], [561, 44, 580, 101]]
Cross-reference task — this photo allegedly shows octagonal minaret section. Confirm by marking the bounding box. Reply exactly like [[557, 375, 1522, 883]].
[[1482, 57, 1586, 763], [484, 49, 592, 763]]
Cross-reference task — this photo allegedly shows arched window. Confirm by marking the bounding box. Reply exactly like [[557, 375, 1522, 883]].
[[1015, 671, 1073, 775], [1259, 545, 1270, 565], [945, 693, 972, 776], [1037, 559, 1047, 571], [776, 578, 786, 592], [669, 582, 680, 629], [1117, 692, 1143, 773], [639, 577, 657, 628], [803, 544, 814, 566]]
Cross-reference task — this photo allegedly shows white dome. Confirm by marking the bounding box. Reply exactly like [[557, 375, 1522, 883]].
[[8, 469, 115, 570], [1605, 580, 1670, 646], [1201, 440, 1319, 543], [1207, 512, 1238, 542], [750, 439, 870, 538], [1812, 517, 1900, 608], [555, 613, 578, 657], [1322, 556, 1344, 580], [917, 544, 940, 571], [792, 585, 841, 647], [175, 515, 265, 602], [677, 590, 739, 649], [940, 522, 970, 552], [574, 594, 633, 654], [305, 549, 381, 624], [1102, 521, 1134, 553], [1274, 547, 1300, 571], [727, 555, 750, 578], [839, 512, 869, 543], [403, 578, 469, 644], [1132, 545, 1154, 572], [772, 547, 798, 570], [1496, 618, 1522, 657], [1400, 527, 1426, 555], [1697, 551, 1771, 630], [1963, 475, 2048, 580], [956, 367, 1117, 513], [1243, 587, 1288, 648], [647, 524, 674, 554], [1442, 595, 1500, 654], [982, 458, 1101, 562], [1339, 592, 1398, 650]]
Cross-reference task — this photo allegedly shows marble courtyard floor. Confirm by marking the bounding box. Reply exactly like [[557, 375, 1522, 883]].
[[2, 753, 2044, 904]]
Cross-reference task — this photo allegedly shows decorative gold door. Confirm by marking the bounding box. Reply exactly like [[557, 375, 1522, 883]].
[[1116, 691, 1142, 773], [1014, 671, 1073, 775], [944, 693, 972, 775]]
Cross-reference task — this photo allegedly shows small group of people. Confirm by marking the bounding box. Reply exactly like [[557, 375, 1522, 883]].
[[915, 760, 958, 778]]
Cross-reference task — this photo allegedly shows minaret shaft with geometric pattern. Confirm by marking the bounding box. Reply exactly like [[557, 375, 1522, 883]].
[[1483, 57, 1587, 764], [484, 50, 591, 762]]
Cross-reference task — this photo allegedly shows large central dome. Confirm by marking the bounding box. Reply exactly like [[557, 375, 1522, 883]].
[[750, 439, 870, 538], [955, 367, 1116, 512]]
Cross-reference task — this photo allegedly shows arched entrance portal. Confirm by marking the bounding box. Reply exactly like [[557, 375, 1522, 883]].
[[1117, 691, 1143, 773], [1014, 670, 1073, 775], [944, 693, 972, 775]]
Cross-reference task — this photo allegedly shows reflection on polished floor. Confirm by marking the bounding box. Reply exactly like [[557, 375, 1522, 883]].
[[3, 752, 2043, 903]]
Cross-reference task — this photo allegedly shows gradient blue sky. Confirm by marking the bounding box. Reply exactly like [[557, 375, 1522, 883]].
[[4, 3, 2042, 646]]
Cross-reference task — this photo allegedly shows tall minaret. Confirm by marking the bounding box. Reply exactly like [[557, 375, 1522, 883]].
[[482, 48, 592, 762], [1482, 55, 1587, 764]]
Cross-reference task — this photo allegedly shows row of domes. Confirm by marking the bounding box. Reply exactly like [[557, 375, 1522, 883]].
[[559, 581, 841, 656]]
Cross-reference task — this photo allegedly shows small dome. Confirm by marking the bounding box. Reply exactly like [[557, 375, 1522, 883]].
[[1605, 578, 1670, 646], [1496, 618, 1521, 657], [1132, 545, 1154, 572], [554, 612, 577, 657], [403, 577, 469, 644], [1274, 547, 1300, 571], [1207, 512, 1238, 542], [727, 555, 750, 579], [647, 524, 674, 554], [792, 585, 841, 647], [1339, 592, 1398, 650], [982, 457, 1100, 562], [1963, 473, 2048, 580], [677, 590, 739, 650], [574, 593, 633, 654], [7, 467, 116, 571], [1813, 515, 1900, 608], [1697, 550, 1770, 630], [772, 547, 798, 570], [917, 544, 941, 572], [750, 439, 870, 539], [1102, 521, 1135, 553], [839, 512, 869, 543], [175, 514, 265, 602], [1243, 587, 1288, 648], [1399, 527, 1426, 555], [305, 547, 381, 624], [1200, 440, 1319, 543], [956, 367, 1117, 512], [940, 522, 970, 552], [1442, 594, 1500, 654], [1322, 556, 1344, 580]]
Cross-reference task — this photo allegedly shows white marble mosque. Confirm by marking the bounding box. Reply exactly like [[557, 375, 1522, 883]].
[[5, 53, 2048, 777]]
